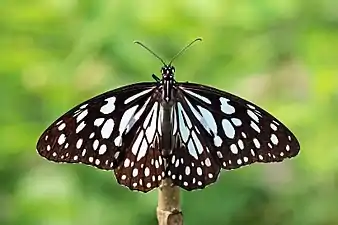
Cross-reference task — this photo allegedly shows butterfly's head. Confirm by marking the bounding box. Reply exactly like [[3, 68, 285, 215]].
[[161, 65, 175, 80]]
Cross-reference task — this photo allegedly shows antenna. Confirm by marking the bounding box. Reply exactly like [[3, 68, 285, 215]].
[[134, 41, 166, 66], [168, 38, 202, 65]]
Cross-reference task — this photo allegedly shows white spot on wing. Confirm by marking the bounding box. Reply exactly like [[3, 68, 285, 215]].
[[231, 118, 242, 126], [250, 121, 261, 133], [270, 123, 278, 131], [222, 119, 235, 138], [124, 89, 152, 104], [114, 136, 122, 147], [137, 138, 148, 161], [94, 118, 105, 127], [98, 144, 107, 155], [101, 119, 114, 139], [76, 121, 86, 133], [76, 109, 88, 123], [270, 134, 279, 145], [119, 105, 138, 134], [132, 130, 144, 156], [187, 139, 198, 159], [58, 134, 66, 145], [172, 108, 178, 135], [93, 139, 99, 150], [213, 136, 222, 147], [145, 102, 158, 143], [58, 123, 66, 131], [177, 104, 190, 143], [100, 97, 116, 114], [76, 138, 83, 149], [253, 138, 261, 148], [220, 97, 235, 114], [247, 109, 259, 122], [183, 89, 212, 104], [230, 144, 238, 154], [197, 105, 217, 134], [191, 130, 203, 155]]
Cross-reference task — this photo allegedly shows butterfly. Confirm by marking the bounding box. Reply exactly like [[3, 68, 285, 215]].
[[36, 38, 300, 192]]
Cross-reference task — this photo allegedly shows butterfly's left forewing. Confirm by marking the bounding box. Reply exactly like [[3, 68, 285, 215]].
[[36, 83, 160, 173]]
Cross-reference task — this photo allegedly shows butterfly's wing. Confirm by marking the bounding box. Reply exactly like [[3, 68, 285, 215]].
[[36, 82, 162, 172], [167, 82, 300, 190], [113, 98, 166, 192]]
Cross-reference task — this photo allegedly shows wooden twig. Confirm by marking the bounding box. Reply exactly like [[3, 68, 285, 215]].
[[157, 178, 183, 225]]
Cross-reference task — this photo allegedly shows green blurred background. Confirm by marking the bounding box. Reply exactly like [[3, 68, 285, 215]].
[[1, 0, 338, 224]]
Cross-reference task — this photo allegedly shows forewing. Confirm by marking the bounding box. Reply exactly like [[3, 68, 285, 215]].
[[176, 83, 300, 172], [36, 82, 159, 171]]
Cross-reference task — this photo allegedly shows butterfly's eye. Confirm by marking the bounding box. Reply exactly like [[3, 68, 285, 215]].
[[161, 67, 167, 75], [172, 66, 175, 73]]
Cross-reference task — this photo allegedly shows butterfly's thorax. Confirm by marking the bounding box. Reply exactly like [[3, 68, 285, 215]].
[[160, 65, 176, 159]]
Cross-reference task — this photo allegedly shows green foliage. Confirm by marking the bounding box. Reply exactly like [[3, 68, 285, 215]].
[[1, 0, 337, 224]]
